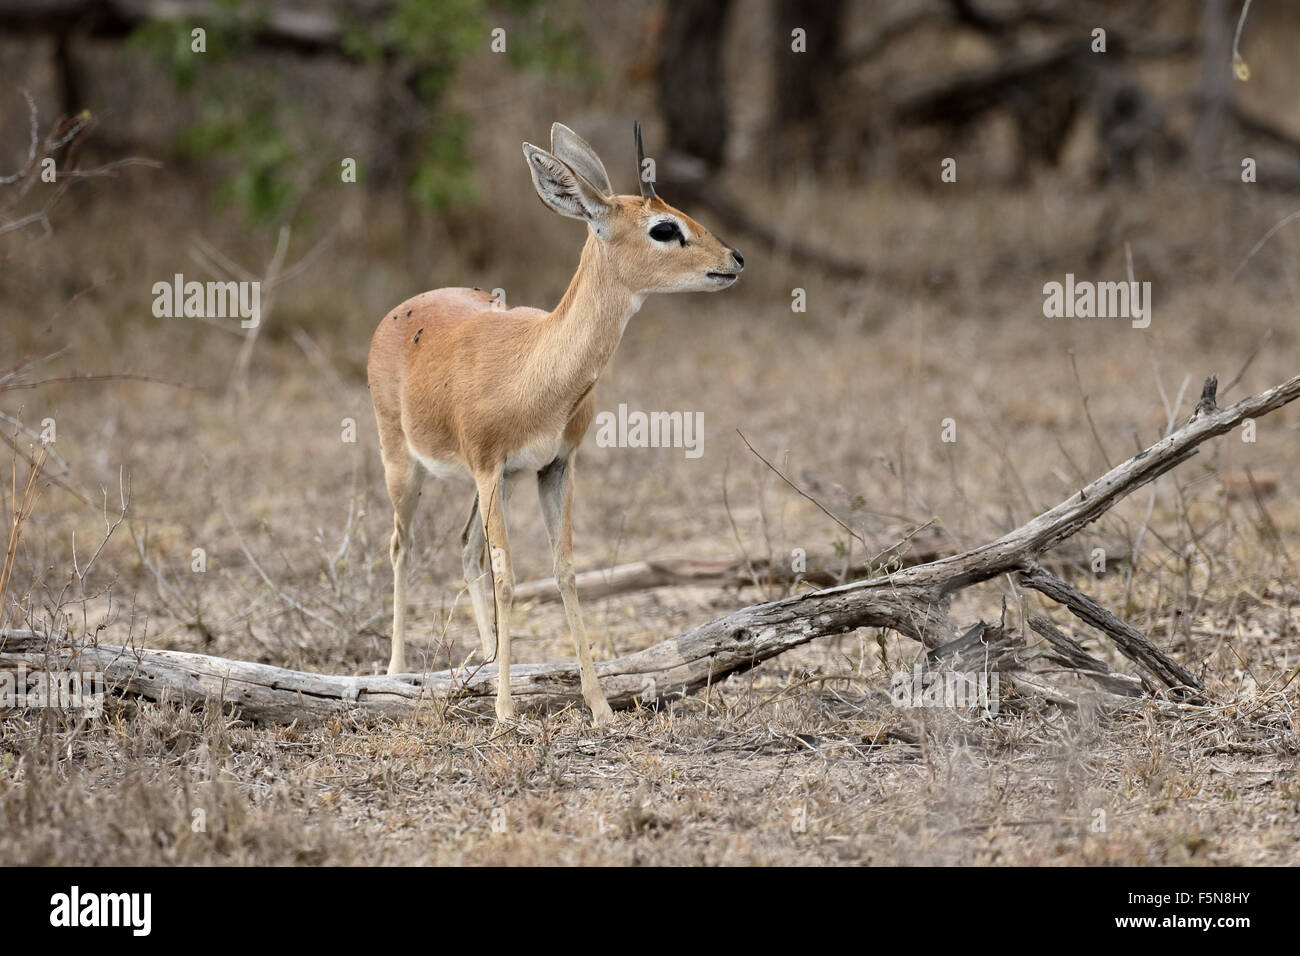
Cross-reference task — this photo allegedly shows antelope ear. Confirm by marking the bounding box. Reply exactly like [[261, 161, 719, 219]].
[[550, 123, 613, 197], [521, 142, 612, 239]]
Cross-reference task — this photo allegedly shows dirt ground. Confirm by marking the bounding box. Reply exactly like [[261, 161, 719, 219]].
[[3, 141, 1300, 864]]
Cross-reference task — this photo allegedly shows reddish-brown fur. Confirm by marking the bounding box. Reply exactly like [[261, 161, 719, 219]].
[[367, 125, 742, 722]]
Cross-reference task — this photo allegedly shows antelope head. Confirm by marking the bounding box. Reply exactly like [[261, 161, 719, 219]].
[[521, 122, 744, 296]]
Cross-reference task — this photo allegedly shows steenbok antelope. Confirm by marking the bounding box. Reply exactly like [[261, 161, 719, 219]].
[[367, 122, 743, 723]]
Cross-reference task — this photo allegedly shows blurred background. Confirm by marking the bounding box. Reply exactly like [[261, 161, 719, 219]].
[[0, 0, 1296, 675]]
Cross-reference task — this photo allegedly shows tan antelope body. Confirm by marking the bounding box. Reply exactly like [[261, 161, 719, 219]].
[[367, 123, 742, 722]]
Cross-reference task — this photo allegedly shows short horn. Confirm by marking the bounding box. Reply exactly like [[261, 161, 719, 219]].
[[635, 121, 656, 202]]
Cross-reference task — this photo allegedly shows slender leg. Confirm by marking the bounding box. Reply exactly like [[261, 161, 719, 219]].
[[538, 454, 613, 724], [460, 494, 496, 661], [386, 457, 425, 675], [474, 468, 515, 720]]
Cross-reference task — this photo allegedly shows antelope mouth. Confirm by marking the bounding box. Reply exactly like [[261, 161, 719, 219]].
[[707, 271, 739, 283]]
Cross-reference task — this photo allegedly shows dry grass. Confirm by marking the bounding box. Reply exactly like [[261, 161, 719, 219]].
[[3, 41, 1300, 862]]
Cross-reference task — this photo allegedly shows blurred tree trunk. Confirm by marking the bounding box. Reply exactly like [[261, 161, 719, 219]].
[[655, 0, 731, 171], [54, 34, 83, 117], [769, 0, 846, 176], [1193, 0, 1232, 174], [650, 0, 868, 278]]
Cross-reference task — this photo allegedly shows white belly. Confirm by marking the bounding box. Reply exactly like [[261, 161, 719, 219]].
[[408, 430, 566, 481], [504, 430, 566, 474], [409, 447, 471, 482]]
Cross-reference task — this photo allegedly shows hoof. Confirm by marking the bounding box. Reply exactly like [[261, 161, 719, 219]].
[[590, 699, 614, 726]]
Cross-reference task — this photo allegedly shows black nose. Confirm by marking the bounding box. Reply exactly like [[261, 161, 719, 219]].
[[731, 248, 744, 269]]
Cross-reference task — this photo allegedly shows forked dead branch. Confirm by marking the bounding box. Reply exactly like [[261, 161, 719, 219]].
[[2, 374, 1297, 723]]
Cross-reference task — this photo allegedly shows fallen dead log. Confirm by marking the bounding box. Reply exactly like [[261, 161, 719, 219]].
[[2, 374, 1295, 723], [511, 555, 890, 606], [508, 536, 1128, 607], [1028, 614, 1146, 697], [1018, 564, 1196, 690]]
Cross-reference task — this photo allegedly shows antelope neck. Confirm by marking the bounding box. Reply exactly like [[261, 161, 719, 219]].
[[532, 232, 644, 406]]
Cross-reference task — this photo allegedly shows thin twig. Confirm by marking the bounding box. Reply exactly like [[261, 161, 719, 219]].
[[736, 429, 868, 551]]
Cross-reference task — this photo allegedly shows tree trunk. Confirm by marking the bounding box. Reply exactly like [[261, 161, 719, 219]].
[[769, 0, 847, 175], [655, 0, 732, 171]]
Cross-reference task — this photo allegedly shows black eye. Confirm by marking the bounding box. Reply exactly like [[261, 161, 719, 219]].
[[649, 221, 682, 243]]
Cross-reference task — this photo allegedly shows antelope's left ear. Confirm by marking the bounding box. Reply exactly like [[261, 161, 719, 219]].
[[521, 142, 612, 240], [550, 123, 613, 197]]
